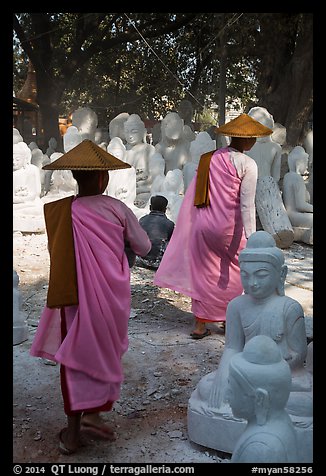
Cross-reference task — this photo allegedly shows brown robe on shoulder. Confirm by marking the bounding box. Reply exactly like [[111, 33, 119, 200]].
[[43, 196, 78, 308], [194, 150, 216, 208]]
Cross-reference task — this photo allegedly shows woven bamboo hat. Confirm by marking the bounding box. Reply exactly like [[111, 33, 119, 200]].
[[43, 139, 131, 171], [216, 113, 273, 138]]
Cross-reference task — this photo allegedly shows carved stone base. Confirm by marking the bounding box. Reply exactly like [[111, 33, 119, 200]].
[[13, 322, 28, 345], [293, 227, 313, 245], [13, 214, 45, 233], [187, 406, 313, 463]]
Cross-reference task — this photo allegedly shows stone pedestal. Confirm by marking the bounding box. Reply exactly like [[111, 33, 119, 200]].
[[293, 226, 313, 245], [13, 214, 45, 233], [13, 270, 28, 345], [187, 404, 313, 463]]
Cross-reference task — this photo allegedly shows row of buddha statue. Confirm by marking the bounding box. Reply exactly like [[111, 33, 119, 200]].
[[13, 104, 313, 247]]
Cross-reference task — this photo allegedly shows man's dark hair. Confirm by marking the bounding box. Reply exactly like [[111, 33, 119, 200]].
[[150, 195, 168, 212]]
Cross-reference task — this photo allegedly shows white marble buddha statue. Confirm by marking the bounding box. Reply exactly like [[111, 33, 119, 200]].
[[159, 169, 184, 223], [282, 146, 313, 244], [177, 99, 195, 131], [155, 112, 192, 172], [247, 106, 282, 183], [63, 126, 82, 153], [13, 127, 23, 145], [148, 152, 166, 195], [71, 106, 98, 142], [183, 131, 216, 191], [106, 136, 127, 161], [106, 166, 147, 220], [45, 137, 57, 158], [13, 142, 45, 232], [228, 335, 299, 463], [124, 114, 156, 204], [31, 147, 47, 196], [246, 107, 293, 248], [109, 112, 130, 144], [41, 153, 77, 204]]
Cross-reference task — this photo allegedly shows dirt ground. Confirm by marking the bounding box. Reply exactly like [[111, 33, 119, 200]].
[[12, 231, 313, 464]]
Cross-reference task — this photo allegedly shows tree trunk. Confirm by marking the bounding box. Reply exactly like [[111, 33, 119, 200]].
[[218, 33, 227, 125], [256, 14, 313, 146], [35, 71, 63, 152]]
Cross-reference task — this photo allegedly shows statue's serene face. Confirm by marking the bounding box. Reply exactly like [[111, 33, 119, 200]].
[[226, 373, 254, 420], [13, 154, 26, 171], [240, 261, 280, 299], [162, 114, 183, 140], [124, 125, 145, 146]]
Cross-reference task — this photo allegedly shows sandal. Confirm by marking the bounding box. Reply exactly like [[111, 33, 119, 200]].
[[190, 328, 211, 340], [58, 428, 78, 455], [80, 418, 116, 441]]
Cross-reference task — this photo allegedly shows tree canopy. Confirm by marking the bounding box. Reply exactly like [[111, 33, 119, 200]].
[[13, 12, 312, 148]]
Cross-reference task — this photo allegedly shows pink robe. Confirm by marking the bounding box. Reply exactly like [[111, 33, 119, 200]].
[[30, 195, 151, 411], [154, 148, 247, 322]]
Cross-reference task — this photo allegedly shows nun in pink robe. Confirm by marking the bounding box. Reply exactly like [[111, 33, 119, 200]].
[[154, 145, 258, 337], [29, 139, 152, 453], [31, 196, 151, 411]]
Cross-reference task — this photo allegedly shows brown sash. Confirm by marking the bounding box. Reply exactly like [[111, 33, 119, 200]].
[[43, 196, 78, 308], [194, 150, 216, 207]]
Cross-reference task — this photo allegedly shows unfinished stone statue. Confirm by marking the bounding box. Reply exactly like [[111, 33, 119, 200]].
[[177, 99, 195, 130], [41, 153, 77, 204], [188, 230, 312, 462], [13, 127, 23, 144], [13, 142, 45, 233], [159, 169, 184, 223], [107, 137, 127, 162], [13, 269, 28, 345], [228, 335, 299, 463], [303, 130, 313, 205], [105, 166, 147, 220], [45, 137, 57, 158], [109, 112, 130, 143], [183, 132, 216, 191], [124, 114, 156, 204], [247, 107, 294, 248], [71, 106, 98, 142], [155, 112, 192, 172], [31, 147, 48, 196], [150, 153, 167, 196], [282, 146, 313, 245]]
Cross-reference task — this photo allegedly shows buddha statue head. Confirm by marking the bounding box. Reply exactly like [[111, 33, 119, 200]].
[[239, 231, 287, 297], [227, 335, 292, 425]]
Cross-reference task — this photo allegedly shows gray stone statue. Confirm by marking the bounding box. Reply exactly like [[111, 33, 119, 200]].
[[228, 335, 299, 463], [187, 230, 312, 462]]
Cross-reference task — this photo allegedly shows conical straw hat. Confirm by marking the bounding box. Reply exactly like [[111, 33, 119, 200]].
[[43, 139, 131, 171], [216, 113, 273, 138]]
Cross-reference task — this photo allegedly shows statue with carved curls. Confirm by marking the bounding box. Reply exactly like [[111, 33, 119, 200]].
[[228, 335, 299, 463]]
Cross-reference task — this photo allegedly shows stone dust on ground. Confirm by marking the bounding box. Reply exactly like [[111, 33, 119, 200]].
[[13, 231, 312, 464]]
